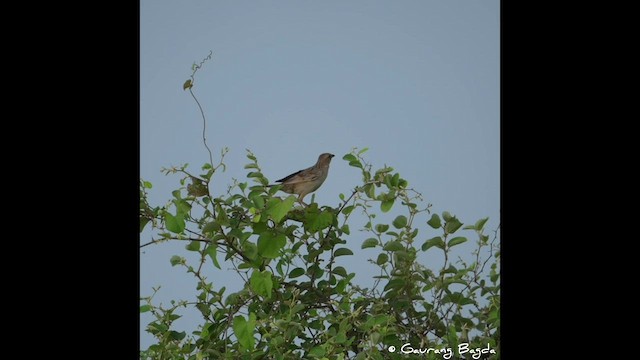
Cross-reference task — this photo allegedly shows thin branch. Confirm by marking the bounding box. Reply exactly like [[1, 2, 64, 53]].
[[322, 187, 359, 242], [140, 236, 211, 249], [140, 238, 167, 248], [189, 87, 214, 171], [187, 50, 214, 170], [185, 50, 217, 221]]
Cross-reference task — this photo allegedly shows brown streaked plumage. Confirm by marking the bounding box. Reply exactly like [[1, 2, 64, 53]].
[[272, 153, 335, 205]]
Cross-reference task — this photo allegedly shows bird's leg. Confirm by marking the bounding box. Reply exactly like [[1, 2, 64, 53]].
[[297, 195, 309, 207]]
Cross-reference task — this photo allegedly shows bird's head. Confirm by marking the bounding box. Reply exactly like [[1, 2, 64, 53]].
[[317, 153, 335, 167]]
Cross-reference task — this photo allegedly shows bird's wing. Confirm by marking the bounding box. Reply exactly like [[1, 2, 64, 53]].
[[276, 169, 304, 183], [276, 167, 319, 184]]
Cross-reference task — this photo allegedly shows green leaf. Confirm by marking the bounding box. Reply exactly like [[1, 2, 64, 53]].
[[448, 237, 467, 247], [307, 264, 324, 279], [445, 218, 463, 234], [250, 270, 273, 299], [164, 212, 185, 234], [169, 331, 186, 341], [376, 253, 389, 265], [202, 221, 220, 236], [394, 250, 410, 262], [383, 241, 404, 252], [375, 224, 389, 233], [251, 221, 268, 234], [371, 332, 381, 344], [186, 241, 201, 251], [361, 238, 378, 249], [265, 196, 296, 223], [148, 323, 168, 334], [173, 199, 192, 217], [170, 255, 183, 266], [257, 231, 286, 258], [427, 214, 441, 229], [391, 173, 400, 186], [443, 264, 458, 274], [308, 346, 326, 357], [475, 217, 489, 231], [143, 181, 153, 189], [375, 166, 394, 176], [289, 267, 305, 278], [183, 79, 192, 90], [383, 174, 393, 188], [307, 210, 334, 232], [233, 313, 256, 350], [380, 198, 394, 212], [447, 324, 459, 351], [338, 278, 350, 294], [248, 191, 265, 207], [243, 241, 258, 260], [334, 248, 353, 257], [363, 183, 375, 199], [206, 244, 221, 269], [457, 296, 475, 306], [422, 237, 445, 251], [490, 265, 499, 283], [342, 154, 357, 162], [452, 314, 476, 329], [392, 215, 407, 229], [364, 314, 389, 329], [140, 305, 151, 313], [373, 314, 389, 326], [358, 147, 369, 155], [247, 171, 264, 178], [140, 218, 149, 233], [442, 211, 453, 222], [225, 293, 239, 306], [333, 266, 348, 277]]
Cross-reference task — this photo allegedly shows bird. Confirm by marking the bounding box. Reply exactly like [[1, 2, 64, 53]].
[[271, 153, 335, 205]]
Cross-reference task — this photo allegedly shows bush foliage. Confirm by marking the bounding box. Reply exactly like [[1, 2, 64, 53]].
[[140, 148, 500, 360]]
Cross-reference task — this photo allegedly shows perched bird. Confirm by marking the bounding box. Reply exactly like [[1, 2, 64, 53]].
[[272, 153, 335, 205]]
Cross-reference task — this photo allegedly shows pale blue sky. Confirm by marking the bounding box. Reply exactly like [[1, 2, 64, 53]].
[[141, 0, 499, 350]]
